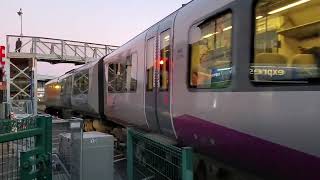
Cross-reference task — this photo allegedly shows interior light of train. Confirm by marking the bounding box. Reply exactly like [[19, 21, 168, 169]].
[[256, 16, 263, 20], [217, 67, 232, 72], [223, 26, 232, 31], [160, 60, 164, 65], [203, 33, 213, 39], [202, 32, 219, 39], [164, 36, 170, 41], [268, 0, 310, 14]]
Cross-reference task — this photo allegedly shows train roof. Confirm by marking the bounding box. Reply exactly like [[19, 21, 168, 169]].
[[104, 0, 195, 60]]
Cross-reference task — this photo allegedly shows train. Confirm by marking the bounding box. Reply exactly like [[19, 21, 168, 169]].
[[44, 0, 320, 179]]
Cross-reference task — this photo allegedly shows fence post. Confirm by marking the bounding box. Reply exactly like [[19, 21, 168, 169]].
[[36, 115, 53, 180], [36, 115, 46, 151], [45, 115, 53, 180], [182, 147, 193, 180], [70, 118, 83, 180], [127, 128, 133, 180]]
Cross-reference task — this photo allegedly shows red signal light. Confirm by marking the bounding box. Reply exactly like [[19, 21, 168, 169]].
[[0, 46, 5, 58], [0, 46, 5, 66], [159, 60, 164, 65]]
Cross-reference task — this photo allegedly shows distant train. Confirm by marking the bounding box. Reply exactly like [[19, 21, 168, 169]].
[[45, 0, 320, 179]]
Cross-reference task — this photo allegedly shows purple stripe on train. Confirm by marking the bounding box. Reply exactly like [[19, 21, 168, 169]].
[[174, 115, 320, 180]]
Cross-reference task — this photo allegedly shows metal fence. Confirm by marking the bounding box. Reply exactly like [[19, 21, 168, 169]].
[[0, 115, 52, 180], [127, 128, 193, 180]]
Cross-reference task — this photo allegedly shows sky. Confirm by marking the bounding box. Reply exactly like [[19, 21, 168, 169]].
[[0, 0, 191, 77]]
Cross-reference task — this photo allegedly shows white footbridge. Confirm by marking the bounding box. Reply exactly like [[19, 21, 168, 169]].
[[4, 35, 118, 115]]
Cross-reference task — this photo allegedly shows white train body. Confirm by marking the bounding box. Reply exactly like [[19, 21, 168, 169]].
[[45, 0, 320, 179]]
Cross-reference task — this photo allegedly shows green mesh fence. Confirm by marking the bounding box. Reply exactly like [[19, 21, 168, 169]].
[[0, 115, 52, 180], [127, 128, 193, 180]]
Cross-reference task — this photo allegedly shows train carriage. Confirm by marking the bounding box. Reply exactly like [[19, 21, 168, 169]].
[[44, 0, 320, 179]]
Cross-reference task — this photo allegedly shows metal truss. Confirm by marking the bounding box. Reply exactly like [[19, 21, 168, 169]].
[[6, 35, 118, 64], [7, 58, 34, 115]]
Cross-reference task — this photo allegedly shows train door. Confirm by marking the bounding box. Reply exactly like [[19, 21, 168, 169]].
[[145, 25, 161, 132], [156, 17, 176, 138]]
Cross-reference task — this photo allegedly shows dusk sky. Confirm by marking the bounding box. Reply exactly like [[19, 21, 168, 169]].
[[0, 0, 191, 77]]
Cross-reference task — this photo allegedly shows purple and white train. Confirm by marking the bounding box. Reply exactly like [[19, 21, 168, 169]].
[[45, 0, 320, 179]]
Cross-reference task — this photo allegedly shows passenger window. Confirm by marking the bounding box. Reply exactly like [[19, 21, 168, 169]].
[[116, 64, 126, 92], [160, 30, 171, 91], [252, 0, 320, 83], [146, 38, 155, 91], [108, 63, 126, 93], [107, 53, 138, 93], [107, 63, 116, 92], [73, 70, 89, 95], [125, 53, 138, 92], [189, 13, 232, 89]]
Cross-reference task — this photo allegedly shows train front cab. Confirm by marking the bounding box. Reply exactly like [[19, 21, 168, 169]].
[[44, 79, 63, 116]]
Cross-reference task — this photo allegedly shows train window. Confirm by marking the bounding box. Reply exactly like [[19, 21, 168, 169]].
[[160, 30, 171, 91], [108, 63, 126, 93], [123, 54, 138, 92], [252, 0, 320, 83], [107, 54, 138, 93], [116, 64, 126, 92], [189, 13, 232, 89], [108, 63, 126, 92], [146, 37, 155, 91], [107, 63, 116, 92], [128, 53, 138, 92], [73, 70, 89, 95]]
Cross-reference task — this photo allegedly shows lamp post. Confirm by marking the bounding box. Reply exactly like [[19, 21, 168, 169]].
[[17, 8, 23, 36]]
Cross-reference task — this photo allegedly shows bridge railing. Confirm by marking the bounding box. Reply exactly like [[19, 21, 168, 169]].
[[6, 35, 118, 64]]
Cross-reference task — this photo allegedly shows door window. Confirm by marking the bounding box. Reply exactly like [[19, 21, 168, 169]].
[[146, 38, 155, 91], [160, 30, 171, 91]]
